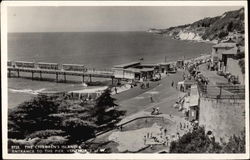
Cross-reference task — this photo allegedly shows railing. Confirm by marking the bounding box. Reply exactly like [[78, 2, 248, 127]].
[[198, 83, 245, 100]]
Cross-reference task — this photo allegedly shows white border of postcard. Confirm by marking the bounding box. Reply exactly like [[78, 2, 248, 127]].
[[1, 1, 249, 159]]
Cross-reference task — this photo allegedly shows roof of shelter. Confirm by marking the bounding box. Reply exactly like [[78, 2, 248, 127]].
[[125, 67, 154, 73], [113, 62, 141, 68], [213, 42, 236, 48], [158, 62, 174, 65], [222, 47, 238, 55], [140, 63, 159, 67], [184, 80, 196, 85], [222, 46, 245, 55]]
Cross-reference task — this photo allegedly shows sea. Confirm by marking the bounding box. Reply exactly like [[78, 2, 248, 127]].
[[7, 32, 213, 108]]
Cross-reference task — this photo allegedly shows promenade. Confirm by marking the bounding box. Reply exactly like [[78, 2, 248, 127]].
[[89, 70, 189, 153]]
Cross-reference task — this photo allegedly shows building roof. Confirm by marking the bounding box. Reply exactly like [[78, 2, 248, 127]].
[[38, 62, 59, 65], [221, 47, 238, 55], [62, 64, 84, 66], [15, 61, 35, 64], [158, 62, 174, 65], [184, 80, 196, 85], [189, 85, 199, 107], [189, 95, 199, 107], [213, 42, 236, 49], [140, 63, 159, 67], [113, 61, 141, 68], [125, 67, 154, 73], [222, 46, 245, 55]]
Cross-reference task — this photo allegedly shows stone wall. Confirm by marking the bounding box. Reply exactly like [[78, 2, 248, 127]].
[[199, 97, 245, 143]]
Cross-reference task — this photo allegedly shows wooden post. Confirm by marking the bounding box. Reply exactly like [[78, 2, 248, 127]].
[[31, 71, 34, 80], [64, 73, 66, 82], [56, 73, 58, 83], [8, 70, 11, 78], [82, 75, 85, 82], [89, 74, 92, 82], [40, 71, 42, 80], [219, 86, 222, 98]]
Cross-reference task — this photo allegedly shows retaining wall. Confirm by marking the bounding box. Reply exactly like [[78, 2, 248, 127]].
[[199, 97, 245, 143]]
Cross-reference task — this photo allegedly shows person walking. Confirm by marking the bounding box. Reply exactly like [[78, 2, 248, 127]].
[[171, 81, 174, 87], [114, 87, 118, 94], [150, 96, 154, 103]]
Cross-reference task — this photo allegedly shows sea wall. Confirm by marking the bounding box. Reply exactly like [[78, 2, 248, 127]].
[[199, 97, 245, 143]]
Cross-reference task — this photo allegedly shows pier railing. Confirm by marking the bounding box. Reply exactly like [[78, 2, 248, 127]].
[[198, 83, 245, 100], [7, 61, 116, 83]]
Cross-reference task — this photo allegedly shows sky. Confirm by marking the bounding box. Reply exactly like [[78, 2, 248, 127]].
[[7, 6, 243, 32]]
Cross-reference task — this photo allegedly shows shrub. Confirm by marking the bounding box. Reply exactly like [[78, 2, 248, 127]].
[[222, 132, 245, 153], [61, 118, 96, 143], [8, 95, 61, 138], [93, 89, 118, 124], [170, 127, 222, 153], [36, 136, 68, 145], [238, 59, 245, 74], [27, 130, 65, 139]]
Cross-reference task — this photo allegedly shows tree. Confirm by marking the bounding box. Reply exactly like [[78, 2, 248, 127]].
[[92, 89, 118, 124], [238, 59, 245, 74], [222, 131, 245, 153], [8, 95, 61, 138], [61, 118, 96, 143], [170, 127, 222, 153], [227, 21, 234, 32]]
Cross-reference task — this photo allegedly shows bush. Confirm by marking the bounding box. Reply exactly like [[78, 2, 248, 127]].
[[36, 136, 68, 145], [8, 95, 61, 138], [61, 118, 96, 143], [238, 59, 245, 74], [222, 132, 245, 153], [170, 127, 222, 153], [93, 89, 118, 124], [27, 130, 65, 139], [218, 31, 229, 39]]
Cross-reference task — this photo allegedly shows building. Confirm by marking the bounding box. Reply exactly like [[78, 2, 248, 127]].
[[112, 62, 155, 81], [158, 62, 176, 73], [188, 85, 199, 121], [176, 60, 184, 68], [221, 46, 245, 84], [211, 40, 237, 69]]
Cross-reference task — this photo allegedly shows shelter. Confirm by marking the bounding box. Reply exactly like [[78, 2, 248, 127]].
[[177, 80, 196, 92], [176, 60, 184, 68], [188, 85, 199, 121], [113, 62, 156, 81], [15, 61, 35, 68], [158, 62, 175, 73], [38, 62, 59, 70], [68, 86, 108, 100], [211, 40, 237, 70]]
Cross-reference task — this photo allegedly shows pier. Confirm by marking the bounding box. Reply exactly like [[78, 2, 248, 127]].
[[7, 61, 115, 84]]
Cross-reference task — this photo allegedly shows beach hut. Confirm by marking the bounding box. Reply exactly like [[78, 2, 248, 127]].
[[158, 62, 174, 73], [15, 61, 35, 68], [38, 62, 59, 70], [177, 80, 196, 92], [67, 86, 108, 100], [188, 85, 199, 121], [176, 60, 184, 68]]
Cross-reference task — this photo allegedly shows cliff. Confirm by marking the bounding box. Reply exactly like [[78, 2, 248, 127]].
[[152, 8, 244, 43]]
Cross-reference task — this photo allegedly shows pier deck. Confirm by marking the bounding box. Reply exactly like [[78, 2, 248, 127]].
[[8, 67, 115, 83]]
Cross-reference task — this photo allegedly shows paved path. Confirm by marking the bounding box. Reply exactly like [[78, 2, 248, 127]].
[[89, 71, 189, 153], [117, 71, 185, 116]]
